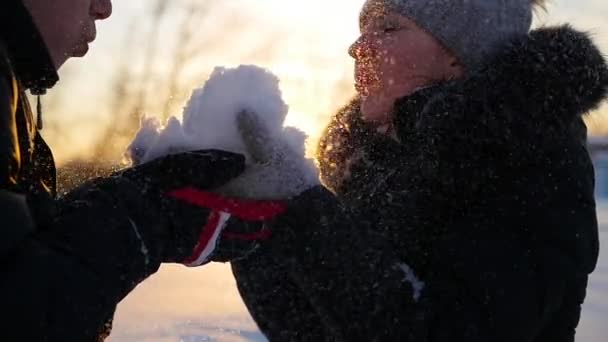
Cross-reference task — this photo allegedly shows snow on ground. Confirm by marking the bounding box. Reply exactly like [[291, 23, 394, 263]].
[[108, 263, 265, 342]]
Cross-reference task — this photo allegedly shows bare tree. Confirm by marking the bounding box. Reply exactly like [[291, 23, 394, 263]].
[[161, 1, 213, 118], [93, 0, 173, 160]]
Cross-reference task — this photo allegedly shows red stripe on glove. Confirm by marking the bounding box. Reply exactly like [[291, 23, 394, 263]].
[[182, 211, 224, 266], [168, 187, 288, 221]]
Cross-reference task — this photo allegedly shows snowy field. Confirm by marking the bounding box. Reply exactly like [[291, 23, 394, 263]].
[[108, 206, 608, 342]]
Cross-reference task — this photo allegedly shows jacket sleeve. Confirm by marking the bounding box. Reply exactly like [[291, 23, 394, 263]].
[[0, 174, 171, 341], [267, 186, 431, 340]]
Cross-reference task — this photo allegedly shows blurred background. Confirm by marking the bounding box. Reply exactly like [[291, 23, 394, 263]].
[[36, 0, 607, 341], [42, 0, 608, 168]]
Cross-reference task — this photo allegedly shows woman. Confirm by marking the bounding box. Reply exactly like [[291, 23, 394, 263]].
[[232, 0, 608, 340]]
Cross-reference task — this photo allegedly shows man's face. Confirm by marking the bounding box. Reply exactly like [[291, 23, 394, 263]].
[[23, 0, 112, 69]]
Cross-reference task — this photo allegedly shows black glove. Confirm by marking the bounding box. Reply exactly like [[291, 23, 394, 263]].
[[120, 149, 246, 191], [118, 149, 288, 266], [257, 185, 340, 254]]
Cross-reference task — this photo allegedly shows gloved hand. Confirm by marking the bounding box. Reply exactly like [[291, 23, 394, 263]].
[[266, 185, 341, 239], [117, 149, 288, 266], [120, 149, 245, 192], [217, 110, 318, 200]]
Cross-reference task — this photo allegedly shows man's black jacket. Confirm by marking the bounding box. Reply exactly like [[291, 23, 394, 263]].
[[0, 1, 174, 340]]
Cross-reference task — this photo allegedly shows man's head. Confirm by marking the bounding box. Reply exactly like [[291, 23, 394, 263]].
[[22, 0, 112, 69]]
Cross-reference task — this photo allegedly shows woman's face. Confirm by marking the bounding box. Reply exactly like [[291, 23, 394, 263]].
[[349, 6, 464, 124]]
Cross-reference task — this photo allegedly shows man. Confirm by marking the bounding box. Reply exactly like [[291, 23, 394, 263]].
[[0, 1, 284, 340]]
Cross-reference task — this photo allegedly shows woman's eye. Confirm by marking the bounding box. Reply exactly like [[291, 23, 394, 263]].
[[383, 26, 399, 33]]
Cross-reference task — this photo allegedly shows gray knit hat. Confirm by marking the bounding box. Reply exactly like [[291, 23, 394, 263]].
[[361, 0, 534, 70]]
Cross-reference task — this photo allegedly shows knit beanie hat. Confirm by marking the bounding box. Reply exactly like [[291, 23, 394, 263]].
[[360, 0, 534, 70]]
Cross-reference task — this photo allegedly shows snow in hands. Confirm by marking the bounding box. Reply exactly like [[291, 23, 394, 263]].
[[127, 65, 319, 199]]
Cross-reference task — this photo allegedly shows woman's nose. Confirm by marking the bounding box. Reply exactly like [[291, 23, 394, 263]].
[[91, 0, 113, 20], [349, 35, 372, 60], [349, 37, 363, 59]]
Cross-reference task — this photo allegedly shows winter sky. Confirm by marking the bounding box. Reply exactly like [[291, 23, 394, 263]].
[[42, 0, 608, 164]]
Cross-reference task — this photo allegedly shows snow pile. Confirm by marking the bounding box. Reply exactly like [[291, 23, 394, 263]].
[[127, 65, 319, 199]]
